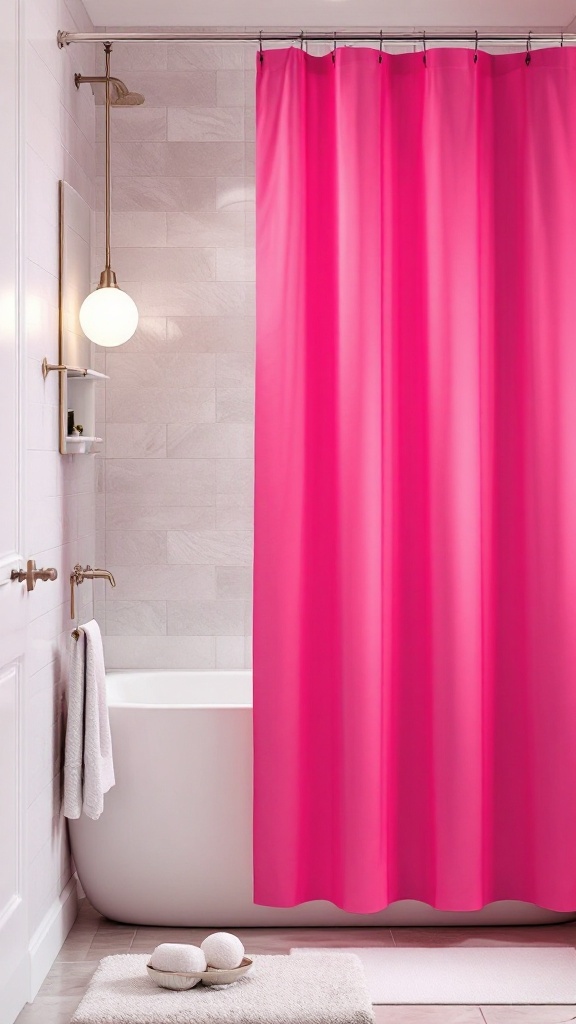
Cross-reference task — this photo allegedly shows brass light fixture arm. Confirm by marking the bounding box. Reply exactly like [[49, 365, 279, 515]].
[[104, 43, 112, 277], [74, 43, 117, 289]]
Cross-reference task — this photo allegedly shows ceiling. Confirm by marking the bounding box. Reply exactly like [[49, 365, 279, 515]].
[[82, 0, 576, 31]]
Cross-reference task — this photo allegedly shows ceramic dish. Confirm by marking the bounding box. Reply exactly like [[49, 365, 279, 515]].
[[147, 957, 253, 990]]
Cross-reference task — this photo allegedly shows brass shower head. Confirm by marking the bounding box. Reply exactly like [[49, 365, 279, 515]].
[[111, 90, 145, 106], [110, 79, 145, 105], [74, 72, 145, 105]]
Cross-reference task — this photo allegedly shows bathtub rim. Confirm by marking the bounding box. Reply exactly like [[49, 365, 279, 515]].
[[105, 668, 253, 709]]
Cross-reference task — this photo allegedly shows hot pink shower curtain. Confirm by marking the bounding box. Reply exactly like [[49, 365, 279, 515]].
[[254, 46, 576, 912]]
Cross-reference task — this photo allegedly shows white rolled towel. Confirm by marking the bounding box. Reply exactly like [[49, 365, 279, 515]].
[[150, 943, 207, 976]]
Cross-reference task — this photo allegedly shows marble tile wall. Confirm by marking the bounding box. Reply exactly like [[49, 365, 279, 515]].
[[25, 0, 97, 937], [95, 38, 255, 670]]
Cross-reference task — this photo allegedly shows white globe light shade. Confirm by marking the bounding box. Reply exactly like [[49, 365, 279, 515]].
[[79, 286, 138, 347]]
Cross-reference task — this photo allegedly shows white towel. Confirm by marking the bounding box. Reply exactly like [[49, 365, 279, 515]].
[[63, 628, 85, 818], [63, 619, 115, 820]]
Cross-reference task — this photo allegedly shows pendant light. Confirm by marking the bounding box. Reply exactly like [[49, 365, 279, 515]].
[[79, 43, 139, 347]]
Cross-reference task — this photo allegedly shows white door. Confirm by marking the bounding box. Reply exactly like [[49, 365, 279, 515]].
[[0, 2, 28, 1021]]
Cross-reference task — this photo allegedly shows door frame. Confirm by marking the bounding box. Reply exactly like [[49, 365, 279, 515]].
[[0, 0, 28, 1020]]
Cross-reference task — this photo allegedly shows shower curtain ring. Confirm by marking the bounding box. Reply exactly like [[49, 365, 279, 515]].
[[332, 32, 337, 63], [379, 30, 383, 63], [525, 31, 532, 65], [259, 31, 264, 64], [474, 30, 479, 63], [300, 30, 304, 50], [561, 31, 564, 47], [422, 31, 427, 66]]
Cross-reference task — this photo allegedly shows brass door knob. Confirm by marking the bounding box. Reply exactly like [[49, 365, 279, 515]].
[[11, 560, 58, 592]]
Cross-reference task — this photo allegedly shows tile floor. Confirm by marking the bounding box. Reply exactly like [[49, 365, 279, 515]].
[[15, 898, 576, 1024]]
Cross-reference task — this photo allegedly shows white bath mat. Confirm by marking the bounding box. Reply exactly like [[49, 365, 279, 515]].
[[291, 947, 576, 1004], [71, 952, 374, 1024]]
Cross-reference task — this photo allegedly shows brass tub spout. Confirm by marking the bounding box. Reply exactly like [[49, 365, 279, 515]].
[[70, 563, 116, 622]]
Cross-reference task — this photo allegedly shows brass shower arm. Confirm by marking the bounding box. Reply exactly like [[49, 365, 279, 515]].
[[75, 73, 126, 86], [75, 73, 128, 97]]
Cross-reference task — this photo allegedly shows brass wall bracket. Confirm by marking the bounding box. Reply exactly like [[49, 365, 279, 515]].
[[42, 357, 89, 380]]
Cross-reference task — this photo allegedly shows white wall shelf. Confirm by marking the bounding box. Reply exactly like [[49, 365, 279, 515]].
[[67, 367, 108, 380], [64, 433, 103, 455], [65, 366, 107, 454], [63, 366, 108, 454], [42, 358, 109, 454]]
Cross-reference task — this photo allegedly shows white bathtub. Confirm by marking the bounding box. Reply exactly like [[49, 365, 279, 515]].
[[68, 670, 576, 926]]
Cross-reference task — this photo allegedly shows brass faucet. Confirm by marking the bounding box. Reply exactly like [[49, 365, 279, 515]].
[[11, 559, 58, 592], [70, 563, 116, 620]]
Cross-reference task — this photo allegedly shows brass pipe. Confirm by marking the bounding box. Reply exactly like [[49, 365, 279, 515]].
[[104, 43, 112, 275], [74, 43, 141, 290], [58, 180, 64, 450], [75, 44, 118, 288]]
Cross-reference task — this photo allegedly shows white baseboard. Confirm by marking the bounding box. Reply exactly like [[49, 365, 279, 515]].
[[0, 958, 28, 1024], [28, 876, 78, 1001]]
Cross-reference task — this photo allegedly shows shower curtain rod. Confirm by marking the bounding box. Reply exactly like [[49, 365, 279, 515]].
[[57, 29, 576, 47]]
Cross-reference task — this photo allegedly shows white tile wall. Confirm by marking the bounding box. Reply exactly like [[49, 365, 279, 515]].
[[25, 0, 97, 936], [99, 40, 255, 669]]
